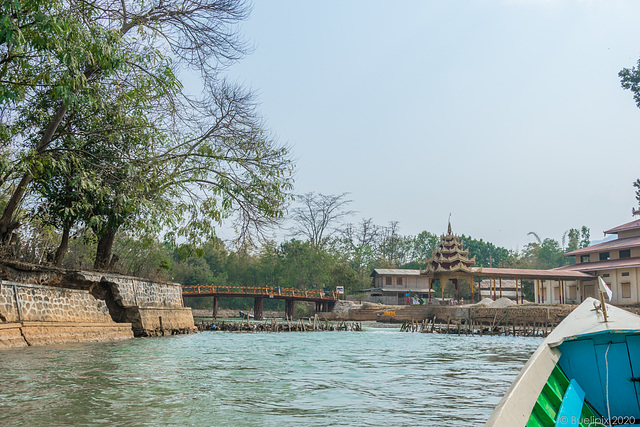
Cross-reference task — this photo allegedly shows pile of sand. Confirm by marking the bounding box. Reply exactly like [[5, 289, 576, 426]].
[[491, 297, 517, 308], [472, 297, 516, 308], [474, 298, 494, 307]]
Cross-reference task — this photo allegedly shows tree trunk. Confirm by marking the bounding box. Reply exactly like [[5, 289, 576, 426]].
[[0, 103, 69, 243], [0, 174, 30, 242], [94, 228, 117, 270], [53, 222, 72, 267]]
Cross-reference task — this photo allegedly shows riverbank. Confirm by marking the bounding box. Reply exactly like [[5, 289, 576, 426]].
[[315, 298, 579, 336], [0, 261, 196, 349]]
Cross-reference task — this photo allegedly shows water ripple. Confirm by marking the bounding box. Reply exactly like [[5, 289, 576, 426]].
[[0, 331, 540, 426]]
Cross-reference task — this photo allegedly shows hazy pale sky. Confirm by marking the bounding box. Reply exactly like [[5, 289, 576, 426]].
[[220, 0, 640, 250]]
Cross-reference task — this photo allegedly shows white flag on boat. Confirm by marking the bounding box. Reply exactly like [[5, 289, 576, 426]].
[[598, 276, 613, 301]]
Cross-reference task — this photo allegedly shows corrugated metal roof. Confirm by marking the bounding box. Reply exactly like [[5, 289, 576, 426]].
[[370, 269, 422, 276], [479, 279, 516, 289], [553, 257, 640, 273], [604, 218, 640, 235], [362, 287, 432, 292], [564, 235, 640, 256], [471, 267, 592, 279]]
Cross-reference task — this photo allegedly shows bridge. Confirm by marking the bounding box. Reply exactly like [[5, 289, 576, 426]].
[[181, 285, 339, 319]]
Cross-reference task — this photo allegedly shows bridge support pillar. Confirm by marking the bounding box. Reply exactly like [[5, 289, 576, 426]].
[[212, 296, 218, 319], [253, 297, 264, 320], [285, 299, 295, 319], [327, 301, 335, 312]]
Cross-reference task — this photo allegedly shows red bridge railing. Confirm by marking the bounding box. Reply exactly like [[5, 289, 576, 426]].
[[181, 285, 339, 301]]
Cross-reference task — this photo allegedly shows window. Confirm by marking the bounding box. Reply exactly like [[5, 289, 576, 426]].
[[619, 249, 631, 259], [569, 286, 577, 300], [397, 277, 403, 286], [386, 277, 392, 286], [599, 252, 610, 261], [603, 274, 610, 278], [622, 283, 631, 299], [580, 254, 590, 263], [622, 272, 630, 277]]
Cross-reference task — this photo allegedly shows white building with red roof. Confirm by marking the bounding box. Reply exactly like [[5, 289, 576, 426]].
[[554, 217, 640, 305]]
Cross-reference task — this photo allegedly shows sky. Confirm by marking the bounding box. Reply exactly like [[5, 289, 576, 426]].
[[214, 0, 640, 250]]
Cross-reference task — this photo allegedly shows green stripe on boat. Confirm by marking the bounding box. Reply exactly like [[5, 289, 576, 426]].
[[527, 366, 598, 427]]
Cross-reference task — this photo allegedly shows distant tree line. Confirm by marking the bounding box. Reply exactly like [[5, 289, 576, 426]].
[[1, 186, 595, 309]]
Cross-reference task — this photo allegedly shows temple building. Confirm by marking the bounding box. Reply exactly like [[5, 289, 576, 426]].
[[422, 222, 476, 302], [361, 216, 640, 306]]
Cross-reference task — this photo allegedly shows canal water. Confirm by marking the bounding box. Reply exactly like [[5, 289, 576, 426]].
[[0, 326, 540, 426]]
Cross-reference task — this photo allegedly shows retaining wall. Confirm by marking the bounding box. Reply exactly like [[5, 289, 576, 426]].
[[79, 271, 184, 308], [0, 281, 134, 348], [0, 281, 112, 323], [0, 262, 197, 348]]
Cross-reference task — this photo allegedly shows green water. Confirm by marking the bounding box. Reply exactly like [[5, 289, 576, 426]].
[[0, 327, 540, 426]]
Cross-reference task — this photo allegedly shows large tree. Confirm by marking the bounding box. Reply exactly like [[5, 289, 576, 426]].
[[620, 60, 640, 211], [2, 0, 294, 269], [0, 0, 249, 236], [289, 192, 353, 248]]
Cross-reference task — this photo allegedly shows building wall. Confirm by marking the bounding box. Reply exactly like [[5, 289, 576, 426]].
[[618, 229, 640, 239], [0, 281, 113, 323], [536, 280, 583, 305], [535, 270, 640, 306], [373, 274, 430, 290], [574, 245, 640, 264], [597, 267, 639, 306]]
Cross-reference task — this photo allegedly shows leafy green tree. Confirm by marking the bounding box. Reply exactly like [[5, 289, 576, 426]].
[[580, 226, 590, 248], [566, 228, 580, 252], [2, 0, 293, 271], [25, 64, 170, 267], [410, 230, 438, 265], [112, 234, 172, 279], [172, 256, 216, 287], [1, 0, 285, 252], [522, 237, 564, 269], [378, 222, 413, 266], [459, 235, 510, 267], [275, 240, 333, 290], [619, 62, 640, 212], [0, 0, 137, 240], [338, 218, 379, 289], [619, 59, 640, 108]]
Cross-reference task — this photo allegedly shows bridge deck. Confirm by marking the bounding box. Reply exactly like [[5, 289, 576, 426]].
[[182, 285, 339, 302]]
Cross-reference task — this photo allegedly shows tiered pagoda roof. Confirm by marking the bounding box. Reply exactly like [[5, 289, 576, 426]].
[[423, 222, 476, 275]]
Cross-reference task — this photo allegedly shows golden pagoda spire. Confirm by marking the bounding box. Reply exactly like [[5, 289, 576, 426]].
[[423, 220, 476, 276]]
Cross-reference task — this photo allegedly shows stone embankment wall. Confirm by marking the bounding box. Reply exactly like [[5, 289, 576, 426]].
[[0, 282, 112, 323], [0, 261, 196, 349], [0, 281, 133, 348], [95, 273, 196, 337]]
